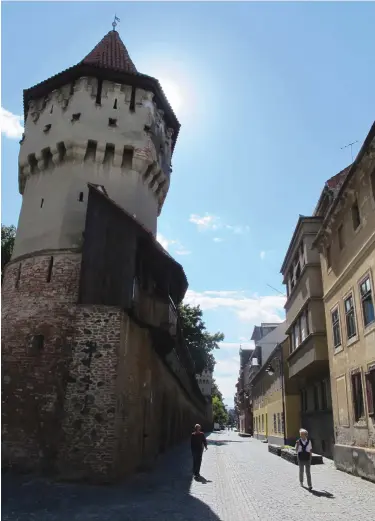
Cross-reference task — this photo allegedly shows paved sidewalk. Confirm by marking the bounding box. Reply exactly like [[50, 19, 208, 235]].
[[2, 431, 375, 520]]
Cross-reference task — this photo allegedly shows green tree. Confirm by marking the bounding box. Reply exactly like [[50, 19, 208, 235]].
[[179, 303, 224, 374], [1, 224, 16, 273], [212, 395, 229, 425], [211, 378, 223, 401]]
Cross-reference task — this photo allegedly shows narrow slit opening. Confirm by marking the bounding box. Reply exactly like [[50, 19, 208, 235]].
[[47, 256, 53, 283], [78, 191, 84, 202], [113, 99, 118, 109], [40, 198, 44, 208], [96, 79, 103, 105], [28, 154, 38, 174], [42, 148, 53, 169], [129, 86, 136, 112]]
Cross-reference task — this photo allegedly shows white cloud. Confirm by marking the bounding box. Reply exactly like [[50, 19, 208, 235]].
[[1, 107, 24, 139], [184, 289, 285, 324], [157, 233, 191, 256], [175, 248, 191, 256], [189, 213, 220, 231], [260, 250, 266, 260], [189, 214, 249, 235], [213, 237, 223, 243], [157, 233, 172, 251]]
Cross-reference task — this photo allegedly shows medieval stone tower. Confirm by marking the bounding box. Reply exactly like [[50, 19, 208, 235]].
[[2, 29, 207, 481]]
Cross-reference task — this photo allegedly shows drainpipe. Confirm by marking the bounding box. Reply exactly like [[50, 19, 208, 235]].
[[279, 343, 287, 445]]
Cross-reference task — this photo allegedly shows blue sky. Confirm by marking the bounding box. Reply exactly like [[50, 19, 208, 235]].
[[2, 2, 375, 406]]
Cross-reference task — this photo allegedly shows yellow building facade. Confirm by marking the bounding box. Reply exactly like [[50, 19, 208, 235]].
[[314, 122, 375, 482]]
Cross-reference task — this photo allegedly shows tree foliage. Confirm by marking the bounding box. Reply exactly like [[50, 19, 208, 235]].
[[211, 378, 223, 401], [1, 225, 16, 273], [179, 303, 224, 374], [212, 395, 229, 425]]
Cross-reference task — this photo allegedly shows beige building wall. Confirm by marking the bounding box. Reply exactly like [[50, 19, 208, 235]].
[[318, 131, 375, 481]]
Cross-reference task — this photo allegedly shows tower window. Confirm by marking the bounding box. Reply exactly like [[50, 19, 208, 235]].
[[84, 140, 97, 162], [129, 86, 136, 112], [78, 192, 84, 202], [103, 144, 115, 166], [71, 113, 81, 122], [121, 147, 133, 169], [43, 124, 52, 133], [15, 263, 21, 289], [28, 154, 38, 174], [57, 142, 66, 161], [31, 334, 44, 352], [70, 80, 75, 96], [50, 105, 53, 114], [108, 118, 117, 127], [95, 79, 103, 105], [42, 147, 53, 169], [40, 198, 44, 208], [47, 256, 53, 283], [113, 99, 118, 109]]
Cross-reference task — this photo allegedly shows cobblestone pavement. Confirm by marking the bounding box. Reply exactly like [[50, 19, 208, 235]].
[[2, 431, 375, 520]]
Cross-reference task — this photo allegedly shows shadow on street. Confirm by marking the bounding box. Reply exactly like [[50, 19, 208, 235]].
[[1, 438, 223, 521]]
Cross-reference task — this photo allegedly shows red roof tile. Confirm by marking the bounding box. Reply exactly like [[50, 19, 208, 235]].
[[81, 30, 137, 74], [326, 165, 351, 190]]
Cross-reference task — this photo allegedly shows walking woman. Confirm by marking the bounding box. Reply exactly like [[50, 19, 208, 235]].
[[191, 424, 208, 478], [295, 428, 313, 490]]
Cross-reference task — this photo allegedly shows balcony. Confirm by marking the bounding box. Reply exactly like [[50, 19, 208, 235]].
[[132, 279, 178, 335], [287, 332, 329, 379]]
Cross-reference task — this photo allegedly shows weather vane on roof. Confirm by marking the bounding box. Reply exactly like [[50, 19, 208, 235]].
[[112, 15, 120, 31]]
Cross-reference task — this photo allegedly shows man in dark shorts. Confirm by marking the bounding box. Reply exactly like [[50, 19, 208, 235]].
[[191, 423, 208, 478]]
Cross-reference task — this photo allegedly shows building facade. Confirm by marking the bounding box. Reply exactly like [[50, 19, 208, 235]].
[[280, 215, 334, 458], [236, 348, 253, 433], [1, 29, 207, 482], [313, 122, 375, 482], [196, 369, 214, 428], [252, 338, 301, 446]]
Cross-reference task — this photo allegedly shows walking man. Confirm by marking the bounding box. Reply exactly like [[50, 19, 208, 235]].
[[191, 424, 207, 478], [295, 428, 313, 490]]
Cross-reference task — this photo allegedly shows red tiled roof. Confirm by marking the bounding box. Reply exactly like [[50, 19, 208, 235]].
[[81, 30, 137, 74], [326, 165, 351, 190]]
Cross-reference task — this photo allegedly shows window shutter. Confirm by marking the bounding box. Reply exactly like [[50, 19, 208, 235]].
[[365, 371, 374, 416]]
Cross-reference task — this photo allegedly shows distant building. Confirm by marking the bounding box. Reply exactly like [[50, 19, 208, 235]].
[[313, 122, 375, 482]]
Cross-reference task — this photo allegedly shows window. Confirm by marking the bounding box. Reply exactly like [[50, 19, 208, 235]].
[[351, 371, 364, 421], [338, 225, 344, 250], [108, 118, 117, 127], [360, 276, 375, 327], [371, 170, 375, 200], [129, 86, 136, 112], [300, 309, 309, 342], [273, 414, 277, 433], [262, 415, 264, 431], [95, 79, 103, 105], [320, 380, 328, 410], [344, 294, 357, 339], [71, 113, 81, 122], [40, 198, 44, 208], [313, 385, 319, 411], [277, 413, 281, 433], [365, 367, 375, 416], [292, 308, 309, 351], [352, 200, 361, 230], [113, 98, 118, 109], [31, 334, 44, 352], [46, 256, 53, 283], [78, 192, 84, 202], [331, 307, 341, 348], [326, 245, 331, 270]]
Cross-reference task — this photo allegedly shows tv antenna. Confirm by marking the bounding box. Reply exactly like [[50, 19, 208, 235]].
[[341, 140, 359, 162]]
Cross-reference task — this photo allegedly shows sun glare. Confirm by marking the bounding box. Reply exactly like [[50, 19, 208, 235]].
[[160, 79, 183, 112]]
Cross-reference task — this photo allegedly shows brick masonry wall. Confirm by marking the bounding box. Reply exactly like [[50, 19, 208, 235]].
[[2, 254, 208, 482], [57, 305, 122, 481], [1, 252, 81, 471]]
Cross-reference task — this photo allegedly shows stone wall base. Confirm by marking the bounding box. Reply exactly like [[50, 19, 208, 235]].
[[334, 444, 375, 483]]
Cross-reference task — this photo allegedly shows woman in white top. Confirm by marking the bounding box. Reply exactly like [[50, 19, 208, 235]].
[[295, 428, 313, 490]]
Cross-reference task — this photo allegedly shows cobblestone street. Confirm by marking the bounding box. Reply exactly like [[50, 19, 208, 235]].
[[2, 431, 375, 521]]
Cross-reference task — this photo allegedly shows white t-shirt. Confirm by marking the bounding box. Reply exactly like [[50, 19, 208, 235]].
[[297, 438, 312, 453]]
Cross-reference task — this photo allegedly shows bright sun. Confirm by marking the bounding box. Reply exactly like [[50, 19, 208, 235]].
[[160, 79, 182, 112]]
